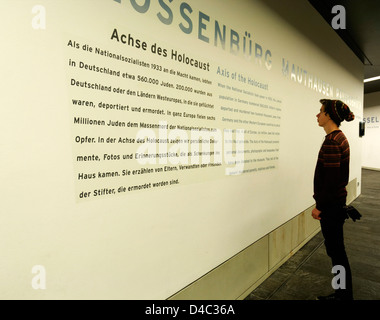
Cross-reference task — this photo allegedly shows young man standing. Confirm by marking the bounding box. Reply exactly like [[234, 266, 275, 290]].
[[312, 99, 355, 300]]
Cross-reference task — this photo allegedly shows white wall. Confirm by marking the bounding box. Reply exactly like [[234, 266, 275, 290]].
[[363, 92, 380, 170], [0, 0, 363, 299]]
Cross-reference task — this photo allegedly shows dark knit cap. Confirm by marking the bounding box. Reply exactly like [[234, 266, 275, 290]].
[[320, 99, 355, 124]]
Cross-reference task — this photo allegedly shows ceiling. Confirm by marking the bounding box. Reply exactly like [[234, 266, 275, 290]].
[[308, 0, 380, 94]]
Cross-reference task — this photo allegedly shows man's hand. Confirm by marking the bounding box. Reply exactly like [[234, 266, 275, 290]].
[[312, 207, 322, 220]]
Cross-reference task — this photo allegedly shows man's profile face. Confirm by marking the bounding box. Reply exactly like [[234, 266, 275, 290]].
[[317, 105, 330, 127]]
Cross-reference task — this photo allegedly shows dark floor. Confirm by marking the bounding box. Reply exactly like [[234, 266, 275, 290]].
[[245, 168, 380, 300]]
